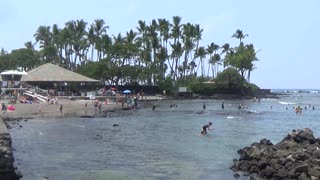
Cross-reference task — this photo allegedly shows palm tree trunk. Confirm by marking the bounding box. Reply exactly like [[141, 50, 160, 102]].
[[91, 45, 94, 61], [211, 64, 215, 78], [201, 58, 204, 76]]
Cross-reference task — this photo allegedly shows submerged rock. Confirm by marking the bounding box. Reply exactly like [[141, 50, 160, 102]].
[[231, 128, 320, 180]]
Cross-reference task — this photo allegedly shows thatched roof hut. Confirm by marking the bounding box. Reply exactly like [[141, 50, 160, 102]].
[[21, 63, 99, 82]]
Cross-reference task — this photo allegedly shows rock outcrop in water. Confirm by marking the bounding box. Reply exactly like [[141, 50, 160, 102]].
[[0, 118, 22, 180], [231, 128, 320, 180]]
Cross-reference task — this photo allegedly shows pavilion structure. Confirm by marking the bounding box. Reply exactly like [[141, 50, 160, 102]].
[[20, 63, 100, 96]]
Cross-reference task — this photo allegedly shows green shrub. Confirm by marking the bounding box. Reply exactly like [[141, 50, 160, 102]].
[[190, 68, 260, 95], [159, 76, 174, 95]]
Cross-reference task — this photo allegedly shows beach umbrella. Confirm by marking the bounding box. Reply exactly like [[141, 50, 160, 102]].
[[123, 90, 131, 94]]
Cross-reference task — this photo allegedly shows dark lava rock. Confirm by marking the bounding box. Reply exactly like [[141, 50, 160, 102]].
[[231, 128, 320, 180]]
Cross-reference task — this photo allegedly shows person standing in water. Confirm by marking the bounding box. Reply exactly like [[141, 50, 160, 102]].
[[59, 104, 63, 113], [222, 102, 225, 110], [200, 122, 213, 135], [203, 103, 206, 110]]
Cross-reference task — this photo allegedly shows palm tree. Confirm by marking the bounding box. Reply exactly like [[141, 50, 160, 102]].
[[171, 16, 182, 79], [92, 19, 109, 61], [157, 18, 170, 80], [156, 47, 168, 82], [65, 19, 88, 69], [194, 46, 207, 76], [206, 42, 219, 77], [147, 19, 159, 62], [24, 41, 35, 50], [170, 41, 183, 80], [221, 43, 230, 54], [100, 34, 113, 60], [181, 23, 195, 77], [232, 29, 248, 44], [208, 54, 221, 77], [59, 27, 73, 68], [34, 25, 52, 48], [171, 16, 182, 44], [126, 29, 137, 44], [87, 26, 95, 61], [221, 43, 231, 69], [52, 24, 64, 64], [145, 20, 160, 85], [157, 18, 169, 48], [34, 25, 59, 63], [64, 20, 77, 67], [193, 24, 203, 57], [246, 46, 260, 82], [125, 30, 139, 66]]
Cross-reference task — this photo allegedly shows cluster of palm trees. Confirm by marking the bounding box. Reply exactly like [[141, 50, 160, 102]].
[[23, 16, 258, 85]]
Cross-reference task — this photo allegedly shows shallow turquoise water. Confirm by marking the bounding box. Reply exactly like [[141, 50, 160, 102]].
[[9, 92, 320, 180]]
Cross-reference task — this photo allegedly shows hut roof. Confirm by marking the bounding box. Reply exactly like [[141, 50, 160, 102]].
[[21, 63, 99, 82]]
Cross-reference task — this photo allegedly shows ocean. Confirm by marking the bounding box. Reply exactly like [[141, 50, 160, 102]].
[[8, 90, 320, 180]]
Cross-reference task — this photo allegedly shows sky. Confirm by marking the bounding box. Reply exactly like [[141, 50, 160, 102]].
[[1, 0, 320, 89]]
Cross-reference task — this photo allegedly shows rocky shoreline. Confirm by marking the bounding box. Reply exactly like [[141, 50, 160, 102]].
[[0, 118, 22, 180], [193, 93, 280, 100], [231, 128, 320, 180], [176, 90, 281, 100]]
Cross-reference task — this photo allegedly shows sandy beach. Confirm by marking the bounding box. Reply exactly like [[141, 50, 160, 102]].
[[0, 99, 124, 120], [0, 94, 164, 120]]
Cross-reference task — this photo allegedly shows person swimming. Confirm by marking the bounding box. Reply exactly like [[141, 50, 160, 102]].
[[200, 122, 213, 135]]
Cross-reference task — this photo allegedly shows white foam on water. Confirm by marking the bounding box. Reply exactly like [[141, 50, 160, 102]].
[[226, 116, 242, 119], [247, 110, 258, 113], [278, 101, 296, 105]]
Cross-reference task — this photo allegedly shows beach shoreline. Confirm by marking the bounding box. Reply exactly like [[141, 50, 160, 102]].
[[0, 94, 165, 121], [0, 99, 124, 121], [0, 91, 280, 121]]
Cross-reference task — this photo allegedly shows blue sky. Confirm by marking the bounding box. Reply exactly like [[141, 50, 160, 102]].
[[1, 0, 319, 89]]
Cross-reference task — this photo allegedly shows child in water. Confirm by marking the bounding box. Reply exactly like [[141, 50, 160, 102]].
[[200, 122, 213, 135]]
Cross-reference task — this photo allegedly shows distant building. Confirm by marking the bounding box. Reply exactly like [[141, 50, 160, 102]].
[[0, 70, 27, 89]]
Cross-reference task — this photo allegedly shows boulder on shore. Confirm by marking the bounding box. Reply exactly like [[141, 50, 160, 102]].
[[231, 128, 320, 180]]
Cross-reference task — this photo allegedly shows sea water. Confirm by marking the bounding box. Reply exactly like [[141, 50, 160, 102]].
[[9, 91, 320, 180]]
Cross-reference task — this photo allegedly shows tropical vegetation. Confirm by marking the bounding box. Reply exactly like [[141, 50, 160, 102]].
[[0, 17, 260, 95]]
